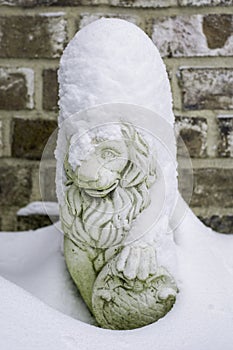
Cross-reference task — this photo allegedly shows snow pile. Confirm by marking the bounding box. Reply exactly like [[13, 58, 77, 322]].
[[17, 201, 59, 217], [58, 18, 174, 125], [0, 201, 233, 350]]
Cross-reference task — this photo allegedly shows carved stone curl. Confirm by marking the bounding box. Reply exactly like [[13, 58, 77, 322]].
[[60, 123, 178, 329]]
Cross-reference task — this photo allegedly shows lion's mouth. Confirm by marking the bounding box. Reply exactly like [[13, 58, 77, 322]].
[[82, 180, 119, 197]]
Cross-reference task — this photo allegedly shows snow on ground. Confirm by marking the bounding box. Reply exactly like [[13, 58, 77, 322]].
[[0, 199, 233, 350], [17, 201, 59, 217]]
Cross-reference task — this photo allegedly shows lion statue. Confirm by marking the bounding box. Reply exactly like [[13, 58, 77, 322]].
[[60, 123, 178, 330]]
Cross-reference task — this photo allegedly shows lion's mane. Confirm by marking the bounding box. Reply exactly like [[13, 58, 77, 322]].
[[61, 124, 156, 257]]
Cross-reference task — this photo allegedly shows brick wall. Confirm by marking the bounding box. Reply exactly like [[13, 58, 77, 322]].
[[0, 0, 232, 232]]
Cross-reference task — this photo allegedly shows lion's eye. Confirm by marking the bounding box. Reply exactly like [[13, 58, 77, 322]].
[[101, 149, 118, 159]]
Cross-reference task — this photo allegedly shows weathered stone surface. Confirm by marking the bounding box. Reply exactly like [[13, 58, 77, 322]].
[[203, 15, 233, 50], [109, 0, 177, 7], [0, 206, 18, 231], [17, 214, 56, 231], [0, 163, 32, 207], [54, 0, 107, 4], [12, 118, 57, 160], [0, 68, 34, 110], [152, 15, 233, 57], [43, 69, 58, 111], [5, 0, 232, 4], [217, 116, 233, 157], [198, 215, 233, 234], [0, 14, 67, 58], [0, 0, 177, 4], [0, 0, 109, 6], [175, 117, 207, 158], [79, 13, 140, 29], [179, 0, 233, 6], [40, 164, 56, 201], [190, 168, 233, 208], [0, 0, 51, 5], [178, 68, 233, 110]]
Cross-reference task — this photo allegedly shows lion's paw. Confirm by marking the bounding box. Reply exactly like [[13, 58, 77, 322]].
[[92, 256, 178, 330]]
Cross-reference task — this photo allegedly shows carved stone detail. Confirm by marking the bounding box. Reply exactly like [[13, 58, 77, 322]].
[[60, 123, 178, 329]]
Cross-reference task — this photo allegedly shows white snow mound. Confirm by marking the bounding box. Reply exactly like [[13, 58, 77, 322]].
[[0, 202, 233, 350], [58, 18, 173, 125]]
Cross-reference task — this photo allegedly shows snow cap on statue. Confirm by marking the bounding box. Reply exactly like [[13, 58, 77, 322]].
[[58, 18, 174, 125]]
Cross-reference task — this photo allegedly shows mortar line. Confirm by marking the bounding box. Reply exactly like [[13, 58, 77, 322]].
[[191, 158, 233, 168], [0, 58, 60, 69], [0, 110, 58, 121], [0, 57, 232, 68], [33, 65, 43, 112], [0, 4, 233, 16], [164, 57, 233, 67]]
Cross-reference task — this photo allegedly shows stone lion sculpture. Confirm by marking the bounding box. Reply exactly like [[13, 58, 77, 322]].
[[60, 123, 178, 329]]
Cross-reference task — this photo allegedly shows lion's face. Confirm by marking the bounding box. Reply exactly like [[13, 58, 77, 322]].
[[73, 139, 129, 197], [64, 123, 156, 201], [62, 123, 157, 249]]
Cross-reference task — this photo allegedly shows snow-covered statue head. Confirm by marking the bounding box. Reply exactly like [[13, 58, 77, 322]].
[[65, 123, 154, 198], [56, 19, 179, 329]]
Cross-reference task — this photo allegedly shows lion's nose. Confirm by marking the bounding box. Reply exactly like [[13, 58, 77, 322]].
[[76, 159, 99, 183]]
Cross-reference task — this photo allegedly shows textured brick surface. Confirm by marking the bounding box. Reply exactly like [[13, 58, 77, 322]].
[[17, 214, 55, 231], [178, 68, 233, 110], [0, 0, 178, 4], [0, 14, 67, 58], [0, 206, 18, 231], [190, 168, 233, 208], [203, 15, 233, 50], [43, 69, 58, 111], [179, 0, 233, 6], [51, 0, 108, 5], [40, 165, 56, 202], [217, 116, 233, 157], [0, 0, 109, 6], [79, 13, 139, 29], [109, 0, 177, 7], [152, 14, 233, 57], [198, 215, 233, 233], [0, 68, 34, 110], [175, 117, 207, 157], [12, 118, 57, 160], [0, 163, 32, 207]]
